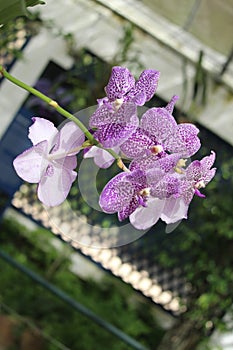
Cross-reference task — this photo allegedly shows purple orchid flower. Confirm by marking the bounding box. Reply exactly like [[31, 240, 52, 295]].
[[98, 66, 160, 107], [120, 96, 201, 166], [130, 151, 216, 229], [89, 102, 139, 148], [99, 160, 182, 223], [99, 169, 150, 221], [13, 117, 85, 206]]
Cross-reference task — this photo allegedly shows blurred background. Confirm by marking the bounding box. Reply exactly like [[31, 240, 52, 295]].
[[0, 0, 233, 349]]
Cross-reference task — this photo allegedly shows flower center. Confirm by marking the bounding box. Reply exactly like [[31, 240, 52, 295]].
[[138, 188, 150, 207], [113, 98, 124, 110], [150, 145, 163, 155], [174, 158, 187, 174]]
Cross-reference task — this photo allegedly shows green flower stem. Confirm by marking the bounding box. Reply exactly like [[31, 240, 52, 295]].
[[0, 65, 123, 165]]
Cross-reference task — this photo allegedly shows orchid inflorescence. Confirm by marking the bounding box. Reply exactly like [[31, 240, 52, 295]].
[[13, 66, 216, 230]]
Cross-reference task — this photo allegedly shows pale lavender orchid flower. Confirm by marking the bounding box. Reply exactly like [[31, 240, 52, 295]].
[[13, 117, 85, 206]]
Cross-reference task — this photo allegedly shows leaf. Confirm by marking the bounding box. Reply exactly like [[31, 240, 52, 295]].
[[0, 0, 45, 25]]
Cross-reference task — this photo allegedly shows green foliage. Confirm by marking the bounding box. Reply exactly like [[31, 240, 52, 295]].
[[0, 0, 45, 25], [0, 217, 165, 349]]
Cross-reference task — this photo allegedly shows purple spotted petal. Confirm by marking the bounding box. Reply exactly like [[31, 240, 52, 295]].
[[99, 172, 134, 213], [89, 104, 116, 128], [129, 91, 147, 106], [186, 160, 203, 182], [129, 154, 161, 171], [165, 95, 179, 114], [126, 70, 160, 105], [105, 66, 135, 101], [200, 150, 216, 169], [93, 103, 138, 147], [94, 119, 138, 148], [90, 101, 137, 128], [13, 141, 48, 183], [141, 107, 177, 144], [203, 168, 216, 184], [99, 169, 147, 220], [118, 197, 141, 221], [164, 123, 201, 157], [120, 128, 154, 158], [186, 151, 216, 185], [28, 117, 58, 147], [147, 168, 181, 199]]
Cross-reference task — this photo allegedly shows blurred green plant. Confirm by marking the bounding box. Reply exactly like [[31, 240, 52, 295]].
[[0, 0, 45, 25], [0, 217, 165, 349]]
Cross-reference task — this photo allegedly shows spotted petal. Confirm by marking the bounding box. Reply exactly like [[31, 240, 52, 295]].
[[99, 172, 134, 213], [126, 69, 160, 105], [93, 103, 138, 147], [141, 107, 177, 144], [164, 123, 201, 157], [105, 66, 135, 101], [120, 128, 154, 158], [165, 95, 179, 114]]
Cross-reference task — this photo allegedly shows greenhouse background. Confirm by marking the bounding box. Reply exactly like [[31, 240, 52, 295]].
[[0, 0, 233, 349]]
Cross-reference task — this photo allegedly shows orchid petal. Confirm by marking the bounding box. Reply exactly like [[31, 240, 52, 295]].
[[165, 95, 179, 114], [200, 150, 216, 169], [141, 107, 177, 144], [13, 141, 48, 183], [99, 172, 133, 213], [105, 66, 135, 101], [127, 70, 160, 104], [28, 117, 58, 146], [53, 121, 85, 155], [130, 197, 165, 230], [37, 163, 77, 207], [90, 102, 137, 128], [94, 120, 137, 148], [84, 146, 117, 168], [120, 128, 154, 158], [165, 123, 201, 157], [160, 197, 188, 224]]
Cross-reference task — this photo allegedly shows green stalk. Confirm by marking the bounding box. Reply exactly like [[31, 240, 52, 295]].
[[0, 65, 124, 166]]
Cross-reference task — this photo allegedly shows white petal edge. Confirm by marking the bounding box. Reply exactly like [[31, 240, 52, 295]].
[[28, 117, 58, 146]]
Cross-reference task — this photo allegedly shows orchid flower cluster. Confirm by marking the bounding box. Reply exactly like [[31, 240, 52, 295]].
[[13, 66, 216, 230]]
